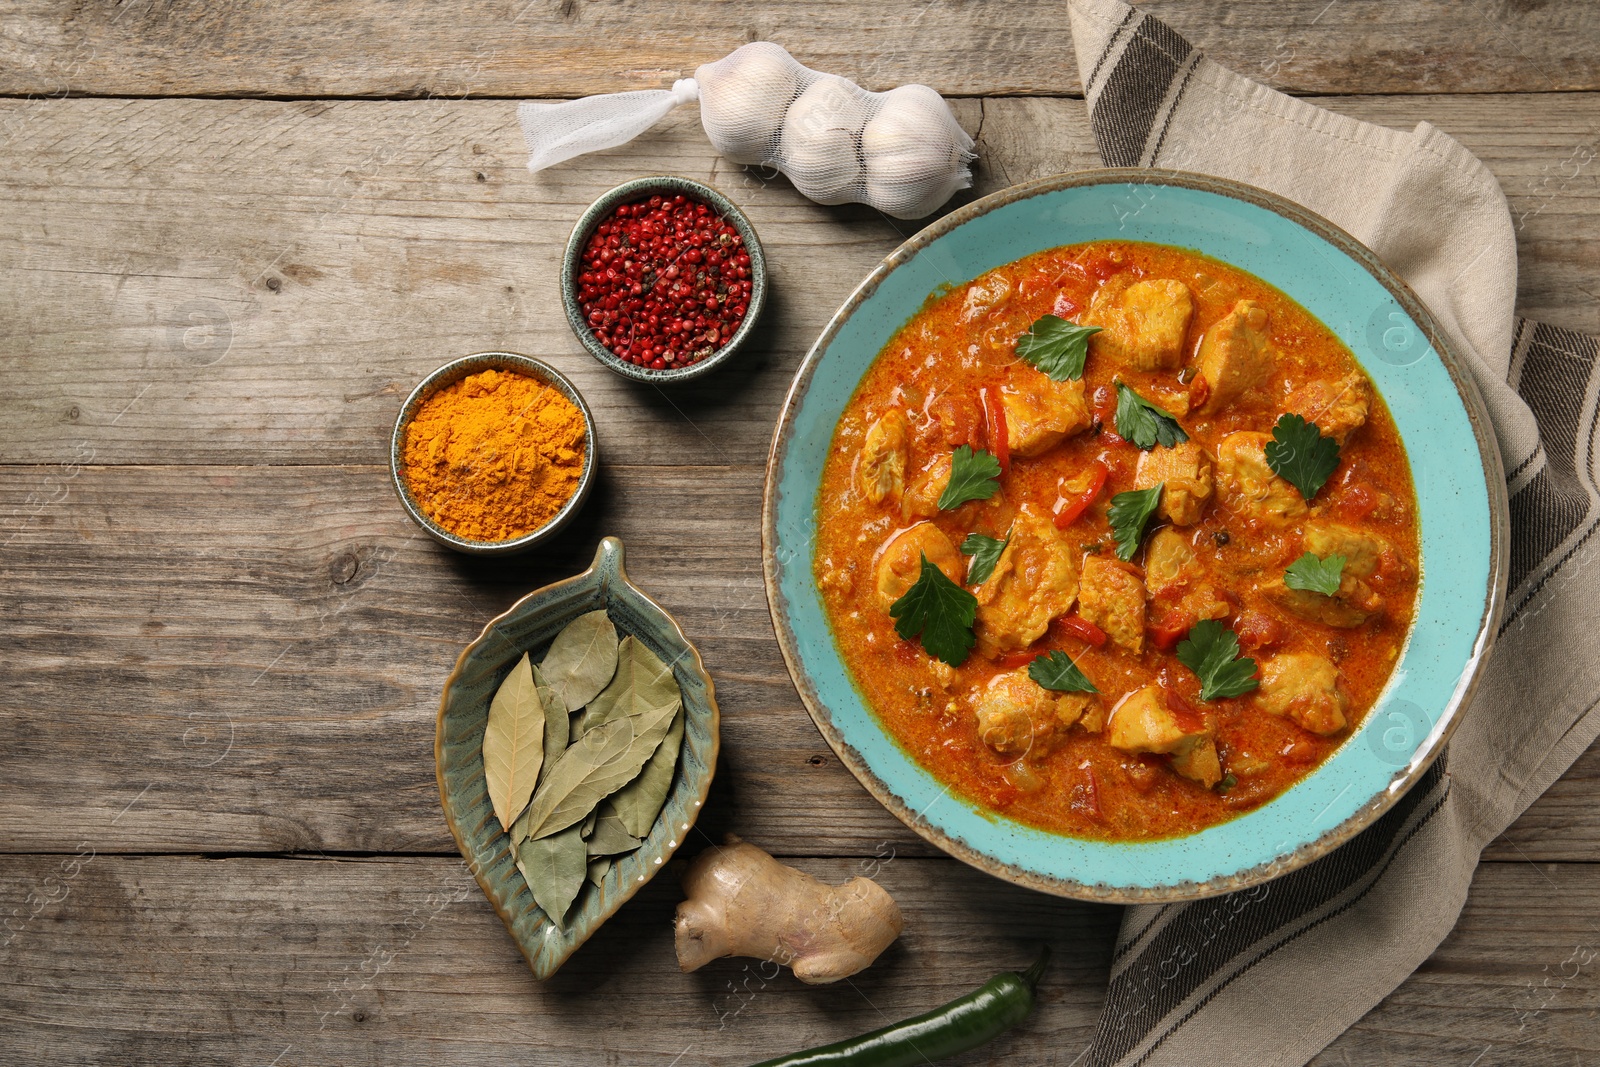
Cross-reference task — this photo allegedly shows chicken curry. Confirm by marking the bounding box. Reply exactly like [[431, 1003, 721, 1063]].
[[814, 240, 1419, 841]]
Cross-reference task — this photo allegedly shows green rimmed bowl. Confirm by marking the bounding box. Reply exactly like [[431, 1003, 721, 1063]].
[[763, 169, 1508, 903], [436, 537, 720, 978], [560, 175, 768, 384], [390, 351, 598, 557]]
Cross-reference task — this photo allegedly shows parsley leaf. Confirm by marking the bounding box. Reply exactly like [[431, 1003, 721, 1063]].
[[889, 553, 978, 666], [1029, 650, 1099, 693], [938, 445, 1003, 510], [1283, 551, 1347, 595], [1108, 484, 1163, 562], [1114, 382, 1189, 450], [960, 527, 1011, 586], [1175, 619, 1259, 701], [1265, 413, 1340, 500], [1015, 315, 1101, 381]]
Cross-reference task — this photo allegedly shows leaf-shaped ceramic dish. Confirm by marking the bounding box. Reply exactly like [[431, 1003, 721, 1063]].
[[436, 537, 720, 979]]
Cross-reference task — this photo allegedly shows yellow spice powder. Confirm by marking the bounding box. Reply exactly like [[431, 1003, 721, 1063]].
[[401, 368, 587, 541]]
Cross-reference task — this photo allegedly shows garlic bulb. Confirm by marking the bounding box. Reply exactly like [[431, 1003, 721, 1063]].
[[522, 43, 975, 216], [862, 84, 975, 219], [779, 75, 867, 205], [695, 42, 802, 165]]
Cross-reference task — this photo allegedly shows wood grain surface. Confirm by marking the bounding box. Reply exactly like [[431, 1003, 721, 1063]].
[[0, 95, 1594, 468], [2, 6, 1598, 1064], [2, 0, 1597, 98], [0, 855, 1593, 1064]]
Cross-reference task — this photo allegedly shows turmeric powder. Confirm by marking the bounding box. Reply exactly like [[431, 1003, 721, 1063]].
[[401, 368, 587, 542]]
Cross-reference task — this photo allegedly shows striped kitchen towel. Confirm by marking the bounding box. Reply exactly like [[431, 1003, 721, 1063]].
[[1067, 1, 1600, 1064]]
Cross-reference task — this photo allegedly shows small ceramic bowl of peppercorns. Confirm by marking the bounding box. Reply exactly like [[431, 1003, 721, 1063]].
[[561, 176, 768, 383]]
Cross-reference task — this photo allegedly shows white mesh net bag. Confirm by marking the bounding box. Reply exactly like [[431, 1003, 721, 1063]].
[[518, 42, 976, 220]]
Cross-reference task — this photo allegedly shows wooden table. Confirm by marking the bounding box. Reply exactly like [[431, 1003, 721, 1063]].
[[2, 3, 1596, 1063]]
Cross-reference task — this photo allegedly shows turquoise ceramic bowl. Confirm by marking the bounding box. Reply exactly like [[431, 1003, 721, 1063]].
[[763, 170, 1508, 903]]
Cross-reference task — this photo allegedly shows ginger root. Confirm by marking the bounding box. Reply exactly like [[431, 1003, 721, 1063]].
[[673, 835, 904, 985]]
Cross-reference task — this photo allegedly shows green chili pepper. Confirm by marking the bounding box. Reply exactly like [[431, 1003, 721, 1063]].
[[746, 947, 1050, 1067]]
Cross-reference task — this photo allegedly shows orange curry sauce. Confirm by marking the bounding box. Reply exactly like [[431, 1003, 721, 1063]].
[[814, 241, 1419, 841]]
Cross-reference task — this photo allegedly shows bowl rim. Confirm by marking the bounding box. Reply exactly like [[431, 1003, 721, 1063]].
[[560, 175, 769, 384], [761, 167, 1509, 903], [434, 536, 722, 978], [390, 351, 598, 556]]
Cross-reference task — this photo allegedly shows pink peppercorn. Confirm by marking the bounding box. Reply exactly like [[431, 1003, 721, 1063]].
[[575, 193, 754, 370]]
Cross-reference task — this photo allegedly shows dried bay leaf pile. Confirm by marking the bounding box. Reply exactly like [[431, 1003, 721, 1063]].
[[480, 610, 685, 926]]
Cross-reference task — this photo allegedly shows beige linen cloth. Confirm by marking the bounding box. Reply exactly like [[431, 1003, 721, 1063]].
[[1065, 1, 1600, 1064]]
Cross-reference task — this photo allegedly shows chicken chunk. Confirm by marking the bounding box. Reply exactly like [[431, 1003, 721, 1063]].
[[1106, 686, 1220, 785], [1196, 300, 1273, 411], [1144, 528, 1198, 597], [856, 409, 909, 506], [961, 275, 1012, 322], [972, 669, 1099, 760], [901, 453, 951, 520], [1216, 431, 1308, 522], [1000, 370, 1092, 458], [874, 523, 963, 613], [974, 505, 1079, 654], [1285, 372, 1371, 445], [1256, 652, 1349, 735], [1262, 572, 1383, 628], [1079, 556, 1147, 653], [1303, 520, 1389, 579], [1134, 440, 1215, 526], [1171, 735, 1224, 788], [1084, 278, 1195, 372], [1107, 686, 1193, 753]]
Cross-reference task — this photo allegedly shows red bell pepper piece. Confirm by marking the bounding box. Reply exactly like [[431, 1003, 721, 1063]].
[[982, 387, 1010, 474], [1055, 615, 1109, 648], [1053, 461, 1110, 529]]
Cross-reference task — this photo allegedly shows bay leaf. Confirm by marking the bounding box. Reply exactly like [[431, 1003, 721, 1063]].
[[606, 705, 684, 838], [508, 803, 534, 848], [580, 806, 599, 838], [586, 857, 611, 887], [568, 702, 604, 744], [481, 652, 545, 833], [532, 663, 568, 789], [582, 636, 680, 732], [516, 821, 587, 927], [585, 802, 644, 857], [523, 696, 681, 840], [540, 610, 619, 713]]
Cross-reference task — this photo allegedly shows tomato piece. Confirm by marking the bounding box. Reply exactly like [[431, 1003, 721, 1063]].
[[1085, 255, 1122, 281], [982, 387, 1010, 474], [1148, 615, 1192, 652], [927, 393, 983, 451], [1336, 483, 1380, 520], [1053, 461, 1110, 529], [1234, 611, 1285, 653], [1052, 293, 1080, 318], [1161, 680, 1206, 733], [1055, 615, 1108, 648]]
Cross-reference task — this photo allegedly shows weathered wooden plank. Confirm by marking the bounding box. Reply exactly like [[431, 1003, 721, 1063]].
[[2, 462, 1596, 863], [0, 93, 1594, 468], [1, 0, 1595, 98], [0, 462, 927, 858], [0, 854, 1592, 1064]]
